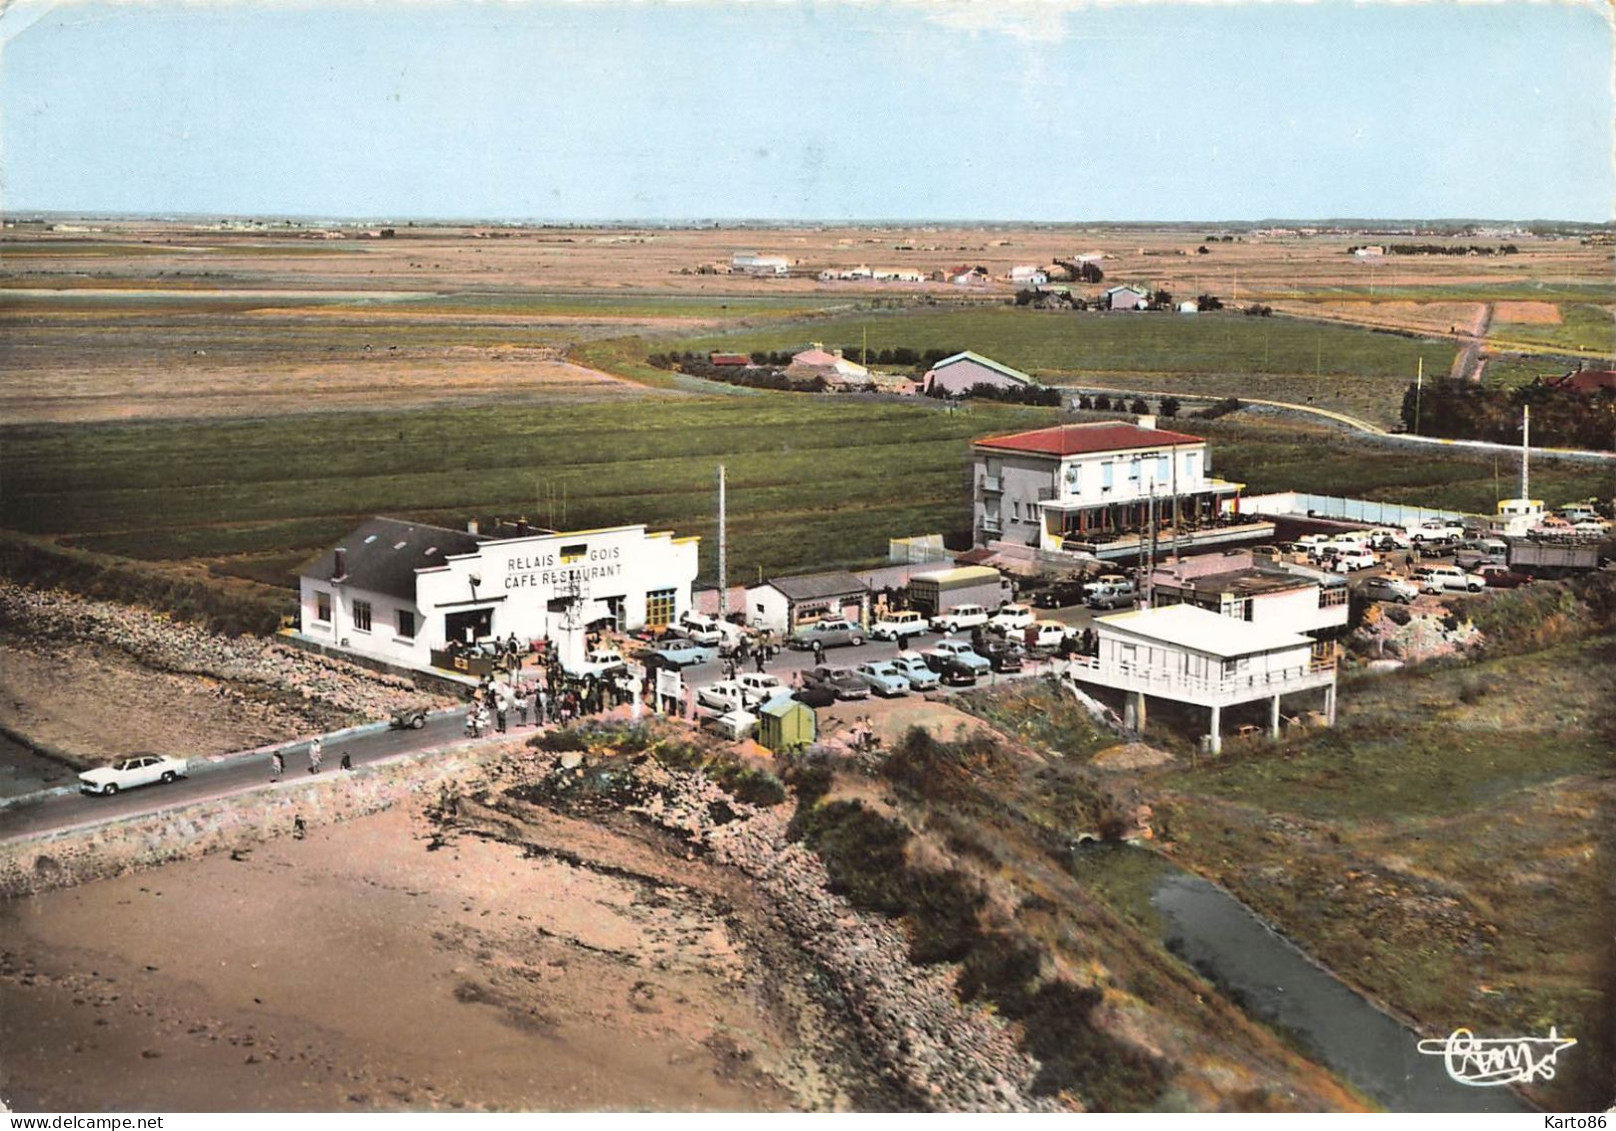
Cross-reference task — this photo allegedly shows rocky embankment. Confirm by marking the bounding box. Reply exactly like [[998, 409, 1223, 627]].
[[0, 580, 451, 725], [507, 742, 1063, 1112]]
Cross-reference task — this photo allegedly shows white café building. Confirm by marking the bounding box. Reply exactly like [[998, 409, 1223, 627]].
[[296, 516, 699, 672], [1066, 603, 1338, 754]]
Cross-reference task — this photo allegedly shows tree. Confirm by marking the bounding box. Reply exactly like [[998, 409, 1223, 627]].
[[1094, 394, 1112, 411], [1078, 394, 1093, 410], [1196, 293, 1223, 312], [1078, 261, 1104, 284], [1196, 245, 1211, 255], [1151, 289, 1173, 309], [1129, 397, 1150, 415], [1159, 396, 1181, 418]]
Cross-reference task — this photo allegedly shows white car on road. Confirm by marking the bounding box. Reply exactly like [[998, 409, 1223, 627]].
[[79, 754, 189, 796], [931, 604, 990, 634], [987, 604, 1035, 634], [870, 610, 929, 643], [696, 680, 749, 713], [736, 672, 785, 706]]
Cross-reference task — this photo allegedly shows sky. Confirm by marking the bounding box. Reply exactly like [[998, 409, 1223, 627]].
[[1, 0, 1611, 223]]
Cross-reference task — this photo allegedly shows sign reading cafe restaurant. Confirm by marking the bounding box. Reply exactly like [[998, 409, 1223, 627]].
[[296, 516, 700, 672]]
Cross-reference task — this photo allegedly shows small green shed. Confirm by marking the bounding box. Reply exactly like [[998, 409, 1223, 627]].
[[757, 692, 816, 754]]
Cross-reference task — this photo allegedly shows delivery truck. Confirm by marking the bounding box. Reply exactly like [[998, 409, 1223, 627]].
[[906, 565, 1012, 619]]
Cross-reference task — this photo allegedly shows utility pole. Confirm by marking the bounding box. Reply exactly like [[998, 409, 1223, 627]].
[[1414, 356, 1424, 435], [717, 465, 728, 620]]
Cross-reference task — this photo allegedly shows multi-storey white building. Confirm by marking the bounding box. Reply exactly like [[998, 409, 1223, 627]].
[[972, 421, 1269, 560]]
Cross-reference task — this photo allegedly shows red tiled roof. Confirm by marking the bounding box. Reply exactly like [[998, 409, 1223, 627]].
[[1548, 369, 1616, 393], [975, 422, 1205, 456]]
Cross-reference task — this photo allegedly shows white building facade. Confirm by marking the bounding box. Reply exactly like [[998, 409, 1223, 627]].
[[298, 517, 699, 671]]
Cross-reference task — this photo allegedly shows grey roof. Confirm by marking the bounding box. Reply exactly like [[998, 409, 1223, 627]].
[[764, 570, 869, 602], [298, 517, 487, 602], [928, 350, 1036, 386]]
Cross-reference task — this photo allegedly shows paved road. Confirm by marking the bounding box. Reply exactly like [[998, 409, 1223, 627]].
[[0, 619, 1084, 844]]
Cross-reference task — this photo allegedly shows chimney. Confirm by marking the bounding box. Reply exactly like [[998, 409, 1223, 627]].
[[1137, 414, 1157, 430], [467, 519, 479, 535], [333, 547, 348, 582], [832, 348, 843, 359]]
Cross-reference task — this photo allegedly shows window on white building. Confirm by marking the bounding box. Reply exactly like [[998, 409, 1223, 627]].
[[397, 609, 415, 638], [1187, 452, 1201, 480], [646, 588, 676, 627], [1012, 501, 1021, 521], [1129, 459, 1141, 482], [352, 600, 372, 633], [1157, 455, 1170, 481], [314, 590, 331, 623], [1101, 463, 1114, 490]]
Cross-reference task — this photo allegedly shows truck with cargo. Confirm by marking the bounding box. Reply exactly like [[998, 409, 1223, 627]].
[[1506, 538, 1602, 576], [905, 565, 1012, 620]]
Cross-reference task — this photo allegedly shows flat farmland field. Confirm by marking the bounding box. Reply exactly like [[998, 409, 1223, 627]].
[[0, 398, 1058, 586]]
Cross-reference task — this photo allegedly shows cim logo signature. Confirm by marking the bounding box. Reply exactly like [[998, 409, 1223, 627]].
[[1416, 1027, 1576, 1087]]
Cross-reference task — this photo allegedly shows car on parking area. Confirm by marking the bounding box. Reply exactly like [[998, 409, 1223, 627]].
[[737, 672, 785, 706], [930, 604, 991, 634], [1082, 572, 1131, 596], [79, 753, 189, 796], [1417, 565, 1485, 594], [790, 618, 865, 650], [1087, 582, 1137, 610], [979, 639, 1025, 672], [1360, 575, 1419, 604], [889, 653, 941, 690], [1026, 621, 1071, 651], [936, 658, 980, 687], [987, 603, 1035, 634], [802, 665, 870, 700], [1364, 527, 1412, 550], [1412, 520, 1467, 544], [1330, 547, 1380, 573], [870, 610, 929, 643], [645, 639, 717, 668], [854, 661, 912, 697], [1032, 579, 1088, 609], [791, 684, 837, 708], [1471, 563, 1533, 589], [696, 680, 750, 713], [1574, 518, 1612, 537], [923, 639, 991, 675]]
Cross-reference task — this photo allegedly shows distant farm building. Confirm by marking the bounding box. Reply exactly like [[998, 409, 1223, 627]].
[[1544, 368, 1616, 395], [709, 352, 751, 367], [944, 265, 990, 287], [786, 345, 872, 388], [923, 351, 1038, 397], [731, 251, 790, 276], [1103, 285, 1150, 311], [1008, 265, 1049, 287]]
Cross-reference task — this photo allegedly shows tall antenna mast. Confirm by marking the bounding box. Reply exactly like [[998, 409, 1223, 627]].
[[1521, 405, 1530, 501], [717, 465, 728, 619]]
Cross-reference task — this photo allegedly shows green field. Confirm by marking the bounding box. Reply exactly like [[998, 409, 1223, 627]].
[[1488, 302, 1614, 354], [673, 306, 1455, 383], [0, 397, 1057, 585]]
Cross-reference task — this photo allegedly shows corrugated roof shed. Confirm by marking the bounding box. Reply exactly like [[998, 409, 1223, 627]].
[[1095, 603, 1310, 658], [764, 570, 870, 602]]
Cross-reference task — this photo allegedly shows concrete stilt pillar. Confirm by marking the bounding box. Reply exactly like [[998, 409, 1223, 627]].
[[1123, 696, 1137, 730], [1325, 684, 1337, 726], [1209, 703, 1222, 755], [1133, 691, 1148, 731], [1270, 694, 1281, 740]]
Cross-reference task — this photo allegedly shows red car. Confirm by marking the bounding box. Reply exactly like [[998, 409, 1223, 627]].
[[1472, 564, 1532, 589]]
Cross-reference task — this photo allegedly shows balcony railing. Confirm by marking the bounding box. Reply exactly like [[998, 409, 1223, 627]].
[[981, 517, 1003, 534], [979, 475, 1003, 494], [1062, 653, 1335, 704]]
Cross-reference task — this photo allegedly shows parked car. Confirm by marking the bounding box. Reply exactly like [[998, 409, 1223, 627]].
[[1032, 579, 1088, 609], [568, 647, 629, 679], [645, 639, 717, 668], [931, 604, 990, 634], [1418, 565, 1485, 594], [979, 639, 1025, 672], [789, 618, 865, 650], [696, 679, 750, 713], [936, 658, 979, 687], [1574, 518, 1612, 537], [854, 661, 911, 698], [792, 685, 837, 709], [801, 665, 869, 701], [869, 610, 929, 643], [703, 709, 757, 742], [987, 603, 1035, 634], [1087, 582, 1137, 610], [1082, 572, 1130, 596], [389, 705, 431, 730], [1026, 621, 1071, 651], [1471, 563, 1533, 589], [736, 672, 785, 706], [889, 653, 941, 691], [923, 639, 991, 675], [1330, 547, 1380, 573], [669, 614, 726, 647], [1364, 527, 1412, 550], [1360, 576, 1419, 604], [1412, 520, 1466, 544], [79, 753, 189, 796]]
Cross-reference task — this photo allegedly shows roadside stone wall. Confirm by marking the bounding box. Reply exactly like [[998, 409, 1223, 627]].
[[0, 580, 454, 722], [0, 741, 513, 900]]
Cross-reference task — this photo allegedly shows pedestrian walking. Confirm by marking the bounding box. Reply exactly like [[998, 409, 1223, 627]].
[[537, 685, 550, 725], [476, 703, 490, 737], [270, 751, 285, 781], [496, 696, 508, 733], [754, 649, 766, 674], [340, 752, 353, 772], [465, 706, 478, 737], [308, 737, 323, 774], [292, 814, 307, 840], [811, 639, 824, 665], [515, 689, 529, 726]]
